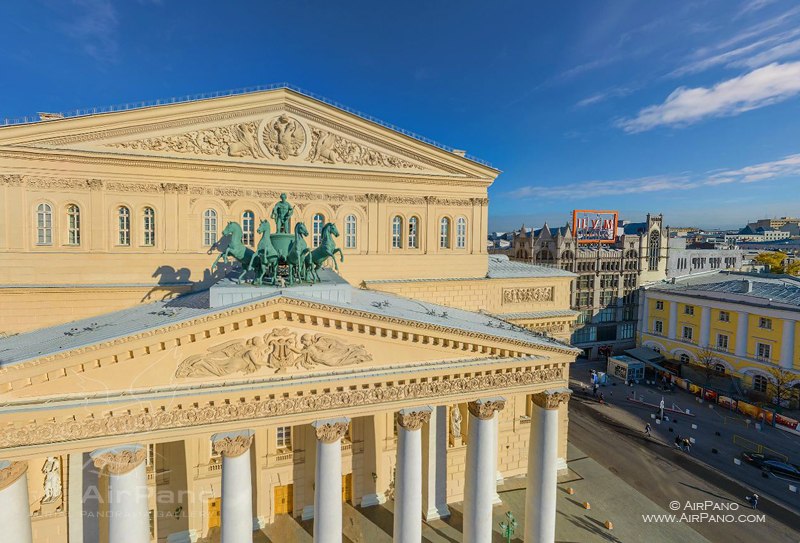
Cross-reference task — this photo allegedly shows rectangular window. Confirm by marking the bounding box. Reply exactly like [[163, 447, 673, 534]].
[[716, 334, 729, 351], [276, 426, 292, 449], [682, 326, 693, 341], [622, 305, 636, 321], [600, 291, 615, 305], [655, 300, 664, 311], [619, 322, 635, 339], [576, 292, 591, 307], [719, 311, 730, 323], [758, 317, 772, 330], [756, 342, 771, 360], [577, 309, 592, 325], [596, 308, 615, 323], [684, 305, 695, 316], [654, 320, 663, 334], [577, 275, 593, 289], [571, 325, 597, 344]]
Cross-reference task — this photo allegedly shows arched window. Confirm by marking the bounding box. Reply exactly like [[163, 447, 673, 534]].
[[439, 217, 450, 249], [344, 214, 357, 249], [456, 217, 467, 249], [312, 213, 325, 248], [392, 216, 403, 249], [648, 230, 661, 271], [36, 203, 52, 245], [753, 374, 768, 393], [203, 209, 217, 246], [66, 204, 80, 245], [242, 210, 255, 246], [408, 216, 419, 248], [118, 206, 131, 246], [679, 353, 690, 364], [143, 207, 155, 246], [714, 363, 726, 375]]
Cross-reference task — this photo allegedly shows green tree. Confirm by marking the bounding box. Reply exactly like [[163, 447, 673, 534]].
[[753, 252, 799, 275]]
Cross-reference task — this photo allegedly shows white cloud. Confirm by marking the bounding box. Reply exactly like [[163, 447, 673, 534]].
[[506, 153, 800, 200], [619, 61, 800, 132], [61, 0, 120, 62], [575, 86, 635, 108]]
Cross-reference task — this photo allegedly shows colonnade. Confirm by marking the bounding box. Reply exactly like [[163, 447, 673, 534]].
[[0, 389, 570, 543]]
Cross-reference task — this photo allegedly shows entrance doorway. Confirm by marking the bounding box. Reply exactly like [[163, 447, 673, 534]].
[[274, 484, 293, 515], [207, 498, 221, 529], [342, 473, 352, 503]]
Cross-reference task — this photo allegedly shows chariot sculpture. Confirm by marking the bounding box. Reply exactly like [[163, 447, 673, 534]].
[[210, 194, 343, 286]]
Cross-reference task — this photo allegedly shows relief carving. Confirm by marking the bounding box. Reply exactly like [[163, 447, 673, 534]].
[[175, 328, 372, 378], [92, 447, 147, 475], [306, 127, 425, 170], [313, 421, 350, 443], [396, 409, 432, 431], [502, 287, 554, 305], [531, 389, 572, 410], [212, 434, 253, 457], [262, 114, 306, 159], [40, 456, 62, 504], [107, 121, 261, 158], [467, 398, 506, 420]]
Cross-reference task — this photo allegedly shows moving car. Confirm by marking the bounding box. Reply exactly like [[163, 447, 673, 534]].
[[741, 452, 800, 480]]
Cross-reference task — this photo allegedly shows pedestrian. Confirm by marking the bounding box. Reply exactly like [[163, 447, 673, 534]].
[[674, 435, 682, 450], [751, 493, 759, 510], [682, 437, 691, 453], [644, 423, 652, 436], [592, 383, 598, 397], [599, 392, 605, 404]]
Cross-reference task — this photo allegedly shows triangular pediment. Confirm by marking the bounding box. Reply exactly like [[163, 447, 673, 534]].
[[0, 88, 497, 180]]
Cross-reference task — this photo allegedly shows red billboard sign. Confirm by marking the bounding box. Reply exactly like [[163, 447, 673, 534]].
[[572, 209, 618, 244]]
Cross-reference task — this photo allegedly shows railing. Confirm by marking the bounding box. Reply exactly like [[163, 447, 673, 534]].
[[0, 83, 493, 167], [732, 434, 788, 462]]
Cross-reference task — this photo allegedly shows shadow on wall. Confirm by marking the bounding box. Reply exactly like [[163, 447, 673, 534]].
[[142, 237, 232, 302]]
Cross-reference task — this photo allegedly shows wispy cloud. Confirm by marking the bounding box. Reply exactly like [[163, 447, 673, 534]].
[[506, 152, 800, 200], [736, 0, 780, 19], [60, 0, 120, 62], [619, 61, 800, 132], [575, 86, 636, 108]]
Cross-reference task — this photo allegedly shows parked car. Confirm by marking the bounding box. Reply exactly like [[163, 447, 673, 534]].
[[741, 452, 800, 480]]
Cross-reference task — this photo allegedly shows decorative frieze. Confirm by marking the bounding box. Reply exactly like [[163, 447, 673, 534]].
[[502, 287, 554, 305], [306, 127, 425, 170], [91, 447, 146, 475], [467, 398, 506, 420], [212, 434, 254, 458], [396, 407, 432, 431], [531, 389, 572, 410], [175, 328, 372, 378], [0, 366, 563, 449], [312, 420, 350, 443]]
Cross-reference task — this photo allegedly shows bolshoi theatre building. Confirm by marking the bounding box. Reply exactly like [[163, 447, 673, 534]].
[[0, 87, 579, 543]]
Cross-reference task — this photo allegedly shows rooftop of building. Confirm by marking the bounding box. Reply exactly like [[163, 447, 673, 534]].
[[0, 269, 579, 366], [646, 271, 800, 310]]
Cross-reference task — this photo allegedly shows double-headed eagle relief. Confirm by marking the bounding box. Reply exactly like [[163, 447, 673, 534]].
[[175, 328, 372, 378], [262, 114, 307, 159]]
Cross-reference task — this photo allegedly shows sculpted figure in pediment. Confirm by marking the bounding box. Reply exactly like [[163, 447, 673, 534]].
[[263, 114, 306, 159], [297, 333, 371, 367]]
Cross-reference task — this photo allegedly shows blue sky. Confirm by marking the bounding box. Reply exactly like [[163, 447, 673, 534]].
[[2, 1, 800, 231]]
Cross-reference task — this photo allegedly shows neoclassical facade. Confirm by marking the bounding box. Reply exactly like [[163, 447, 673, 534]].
[[0, 87, 578, 543]]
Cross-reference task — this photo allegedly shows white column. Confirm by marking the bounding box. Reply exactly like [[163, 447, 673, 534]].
[[212, 430, 255, 543], [735, 311, 749, 357], [394, 407, 432, 543], [524, 389, 571, 543], [312, 417, 350, 543], [90, 445, 149, 543], [463, 397, 505, 543], [0, 461, 32, 543], [422, 405, 450, 521], [700, 306, 711, 348], [68, 453, 84, 543], [668, 302, 678, 340], [780, 319, 796, 369]]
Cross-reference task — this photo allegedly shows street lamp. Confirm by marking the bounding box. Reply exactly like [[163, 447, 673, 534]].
[[499, 511, 518, 543]]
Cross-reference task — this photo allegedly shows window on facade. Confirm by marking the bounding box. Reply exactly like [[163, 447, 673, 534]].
[[600, 291, 615, 305], [572, 326, 597, 344], [597, 308, 615, 323], [345, 214, 357, 249], [408, 216, 419, 248], [577, 309, 593, 324], [719, 311, 730, 323], [203, 209, 218, 246], [682, 326, 693, 341], [753, 374, 768, 393], [118, 206, 131, 246], [456, 217, 467, 249], [392, 216, 403, 249], [600, 275, 617, 288], [758, 317, 772, 330], [276, 426, 292, 450], [619, 322, 635, 339], [680, 353, 690, 364], [654, 320, 663, 334], [439, 217, 450, 249], [716, 334, 729, 351], [242, 210, 255, 246], [146, 444, 156, 468], [36, 203, 53, 245], [648, 230, 661, 271], [622, 305, 636, 321], [143, 207, 155, 247], [714, 363, 726, 375], [756, 342, 771, 360], [577, 275, 593, 289], [576, 292, 591, 307], [684, 305, 695, 316], [655, 300, 664, 311], [312, 213, 325, 248], [66, 204, 80, 245]]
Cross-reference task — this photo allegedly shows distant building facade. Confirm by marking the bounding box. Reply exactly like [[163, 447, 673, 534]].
[[667, 237, 744, 280]]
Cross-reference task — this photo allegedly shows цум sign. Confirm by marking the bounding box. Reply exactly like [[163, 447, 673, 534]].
[[572, 209, 618, 245]]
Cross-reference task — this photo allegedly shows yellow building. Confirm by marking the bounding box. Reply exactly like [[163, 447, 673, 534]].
[[0, 86, 578, 543], [638, 272, 800, 398]]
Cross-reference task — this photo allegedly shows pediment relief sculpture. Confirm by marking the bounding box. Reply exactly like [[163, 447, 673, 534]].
[[175, 327, 372, 378], [107, 121, 262, 158], [305, 127, 424, 170]]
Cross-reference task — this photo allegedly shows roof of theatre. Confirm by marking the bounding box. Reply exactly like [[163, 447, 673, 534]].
[[0, 276, 579, 366]]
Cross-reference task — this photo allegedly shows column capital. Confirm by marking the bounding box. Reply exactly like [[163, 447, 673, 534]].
[[0, 460, 28, 491], [396, 406, 433, 431], [312, 417, 350, 443], [467, 397, 506, 420], [90, 445, 146, 475], [211, 430, 254, 458], [531, 388, 572, 410]]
